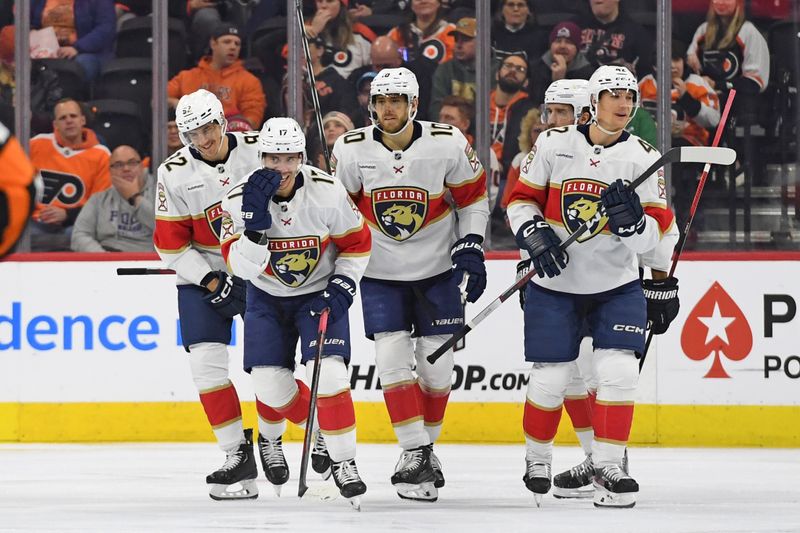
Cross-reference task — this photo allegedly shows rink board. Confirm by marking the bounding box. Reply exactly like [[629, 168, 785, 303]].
[[1, 257, 799, 446]]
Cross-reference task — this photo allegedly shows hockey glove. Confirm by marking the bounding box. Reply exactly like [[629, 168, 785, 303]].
[[450, 234, 486, 303], [600, 179, 646, 237], [202, 271, 247, 318], [515, 259, 531, 310], [309, 274, 357, 323], [515, 216, 569, 278], [642, 276, 680, 335], [241, 168, 283, 231]]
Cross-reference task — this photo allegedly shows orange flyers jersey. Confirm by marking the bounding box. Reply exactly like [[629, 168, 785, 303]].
[[507, 125, 673, 294], [220, 165, 371, 297], [331, 120, 489, 282], [154, 131, 261, 286], [29, 133, 110, 217], [0, 123, 37, 257], [387, 20, 456, 64], [688, 20, 770, 91]]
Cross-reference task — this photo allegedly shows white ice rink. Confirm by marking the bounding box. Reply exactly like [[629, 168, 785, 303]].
[[1, 443, 798, 533]]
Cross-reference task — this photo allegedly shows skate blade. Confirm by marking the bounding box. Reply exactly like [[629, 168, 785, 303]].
[[348, 495, 362, 511], [208, 479, 259, 501], [592, 483, 636, 508], [301, 484, 341, 502], [533, 493, 543, 507], [395, 482, 438, 502], [553, 485, 594, 499]]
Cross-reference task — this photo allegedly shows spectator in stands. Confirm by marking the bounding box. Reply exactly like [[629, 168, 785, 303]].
[[168, 24, 266, 130], [490, 53, 529, 165], [71, 144, 154, 252], [166, 107, 182, 157], [354, 70, 377, 127], [314, 110, 354, 168], [114, 1, 185, 29], [528, 21, 594, 106], [387, 0, 455, 64], [574, 0, 654, 78], [687, 0, 770, 95], [30, 0, 117, 82], [304, 0, 375, 80], [491, 0, 547, 65], [186, 0, 226, 60], [430, 17, 476, 120], [29, 98, 111, 251], [500, 106, 545, 212]]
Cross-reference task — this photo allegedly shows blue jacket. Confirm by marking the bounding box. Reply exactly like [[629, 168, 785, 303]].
[[31, 0, 116, 54]]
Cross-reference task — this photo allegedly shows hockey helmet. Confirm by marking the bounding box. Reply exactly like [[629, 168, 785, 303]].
[[587, 65, 639, 121], [543, 79, 590, 124], [175, 89, 226, 147], [369, 67, 419, 130], [258, 117, 306, 155]]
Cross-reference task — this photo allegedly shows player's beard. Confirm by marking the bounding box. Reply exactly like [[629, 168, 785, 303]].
[[380, 111, 409, 134]]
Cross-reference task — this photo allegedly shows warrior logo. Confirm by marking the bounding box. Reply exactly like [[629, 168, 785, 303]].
[[204, 202, 225, 239], [40, 169, 85, 206], [269, 236, 321, 287], [372, 186, 427, 241], [561, 178, 609, 242]]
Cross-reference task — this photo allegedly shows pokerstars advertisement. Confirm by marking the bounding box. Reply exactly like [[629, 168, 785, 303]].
[[656, 260, 800, 405]]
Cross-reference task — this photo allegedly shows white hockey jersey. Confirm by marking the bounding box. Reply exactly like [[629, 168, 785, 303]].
[[154, 132, 261, 286], [221, 165, 372, 297], [507, 124, 674, 294], [331, 121, 489, 281]]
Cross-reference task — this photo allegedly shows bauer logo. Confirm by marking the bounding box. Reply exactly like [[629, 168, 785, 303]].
[[561, 178, 609, 242], [681, 281, 753, 378], [268, 236, 321, 287], [372, 186, 428, 241]]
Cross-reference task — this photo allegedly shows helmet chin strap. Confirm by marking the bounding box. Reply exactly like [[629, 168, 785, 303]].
[[370, 99, 418, 137]]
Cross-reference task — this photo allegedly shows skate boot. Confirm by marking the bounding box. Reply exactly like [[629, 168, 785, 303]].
[[311, 431, 332, 480], [593, 463, 639, 508], [257, 434, 289, 496], [522, 459, 551, 507], [429, 447, 445, 488], [206, 428, 259, 501], [391, 444, 438, 502], [331, 458, 367, 511], [553, 454, 594, 499]]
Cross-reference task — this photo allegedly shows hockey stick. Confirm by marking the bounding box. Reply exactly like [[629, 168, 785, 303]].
[[298, 307, 330, 499], [116, 268, 175, 275], [295, 0, 331, 173], [427, 145, 736, 365], [638, 89, 737, 372]]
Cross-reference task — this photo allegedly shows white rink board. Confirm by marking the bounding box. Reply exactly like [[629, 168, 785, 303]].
[[1, 259, 798, 406]]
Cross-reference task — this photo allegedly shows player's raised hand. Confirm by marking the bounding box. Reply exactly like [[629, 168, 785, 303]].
[[450, 234, 486, 302], [515, 216, 568, 278], [600, 179, 645, 237], [241, 168, 282, 231], [309, 275, 357, 323]]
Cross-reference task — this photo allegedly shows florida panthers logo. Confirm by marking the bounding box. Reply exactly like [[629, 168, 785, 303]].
[[372, 186, 428, 241], [268, 236, 321, 287], [561, 179, 609, 242], [204, 202, 225, 239]]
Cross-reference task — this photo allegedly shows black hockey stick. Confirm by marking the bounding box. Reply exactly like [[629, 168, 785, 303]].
[[427, 145, 737, 365], [116, 268, 175, 275], [295, 0, 331, 173], [298, 307, 330, 498], [638, 89, 737, 372]]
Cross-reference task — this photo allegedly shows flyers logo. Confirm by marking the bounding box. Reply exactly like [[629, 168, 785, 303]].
[[561, 178, 609, 242], [204, 202, 225, 240], [40, 170, 85, 206], [268, 236, 321, 287], [421, 39, 446, 62], [372, 186, 427, 241]]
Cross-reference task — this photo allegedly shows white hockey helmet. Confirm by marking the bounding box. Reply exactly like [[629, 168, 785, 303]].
[[369, 67, 419, 129], [543, 79, 590, 124], [587, 65, 639, 121], [175, 89, 226, 146], [258, 117, 306, 155]]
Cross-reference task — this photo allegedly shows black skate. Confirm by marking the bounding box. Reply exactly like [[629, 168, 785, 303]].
[[593, 463, 639, 508], [331, 458, 367, 511], [311, 431, 332, 480], [430, 448, 445, 488], [206, 428, 259, 501], [257, 434, 289, 496], [522, 459, 551, 507], [391, 444, 438, 502], [553, 454, 594, 499]]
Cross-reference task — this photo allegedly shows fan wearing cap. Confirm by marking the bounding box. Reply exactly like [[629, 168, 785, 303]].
[[528, 21, 594, 106], [429, 17, 477, 119], [168, 23, 266, 130]]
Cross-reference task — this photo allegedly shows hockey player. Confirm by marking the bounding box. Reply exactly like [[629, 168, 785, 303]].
[[154, 89, 268, 500], [331, 67, 489, 502], [507, 65, 675, 509], [220, 117, 372, 508]]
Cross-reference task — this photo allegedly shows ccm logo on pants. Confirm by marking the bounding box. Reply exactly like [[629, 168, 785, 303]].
[[613, 324, 645, 335]]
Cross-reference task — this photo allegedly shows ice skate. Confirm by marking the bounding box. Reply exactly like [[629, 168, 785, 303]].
[[430, 447, 445, 488], [206, 428, 259, 501], [257, 434, 289, 496], [331, 458, 367, 511], [522, 459, 551, 507], [391, 444, 438, 502], [593, 463, 639, 509], [311, 431, 332, 480], [553, 454, 594, 499]]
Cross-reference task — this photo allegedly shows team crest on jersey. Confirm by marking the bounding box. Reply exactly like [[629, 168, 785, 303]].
[[268, 236, 321, 287], [421, 39, 446, 62], [204, 202, 225, 239], [561, 179, 609, 242], [464, 144, 481, 173], [372, 186, 428, 241], [521, 146, 536, 174], [157, 183, 168, 212]]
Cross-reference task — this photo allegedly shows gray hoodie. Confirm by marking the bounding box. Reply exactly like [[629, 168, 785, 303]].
[[71, 173, 156, 252]]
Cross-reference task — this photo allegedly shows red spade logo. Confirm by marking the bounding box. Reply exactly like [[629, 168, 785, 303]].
[[681, 281, 752, 378]]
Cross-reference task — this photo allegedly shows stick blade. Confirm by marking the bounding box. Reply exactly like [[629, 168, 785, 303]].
[[679, 146, 736, 166]]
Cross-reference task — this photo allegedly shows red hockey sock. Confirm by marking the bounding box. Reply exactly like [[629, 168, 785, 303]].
[[272, 379, 311, 426], [199, 381, 242, 428], [317, 390, 356, 433], [523, 399, 563, 443], [256, 399, 284, 424], [383, 381, 424, 426], [420, 386, 450, 427], [593, 401, 634, 445], [564, 396, 593, 432]]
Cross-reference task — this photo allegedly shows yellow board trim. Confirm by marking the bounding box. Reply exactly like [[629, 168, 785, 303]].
[[1, 402, 799, 447]]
